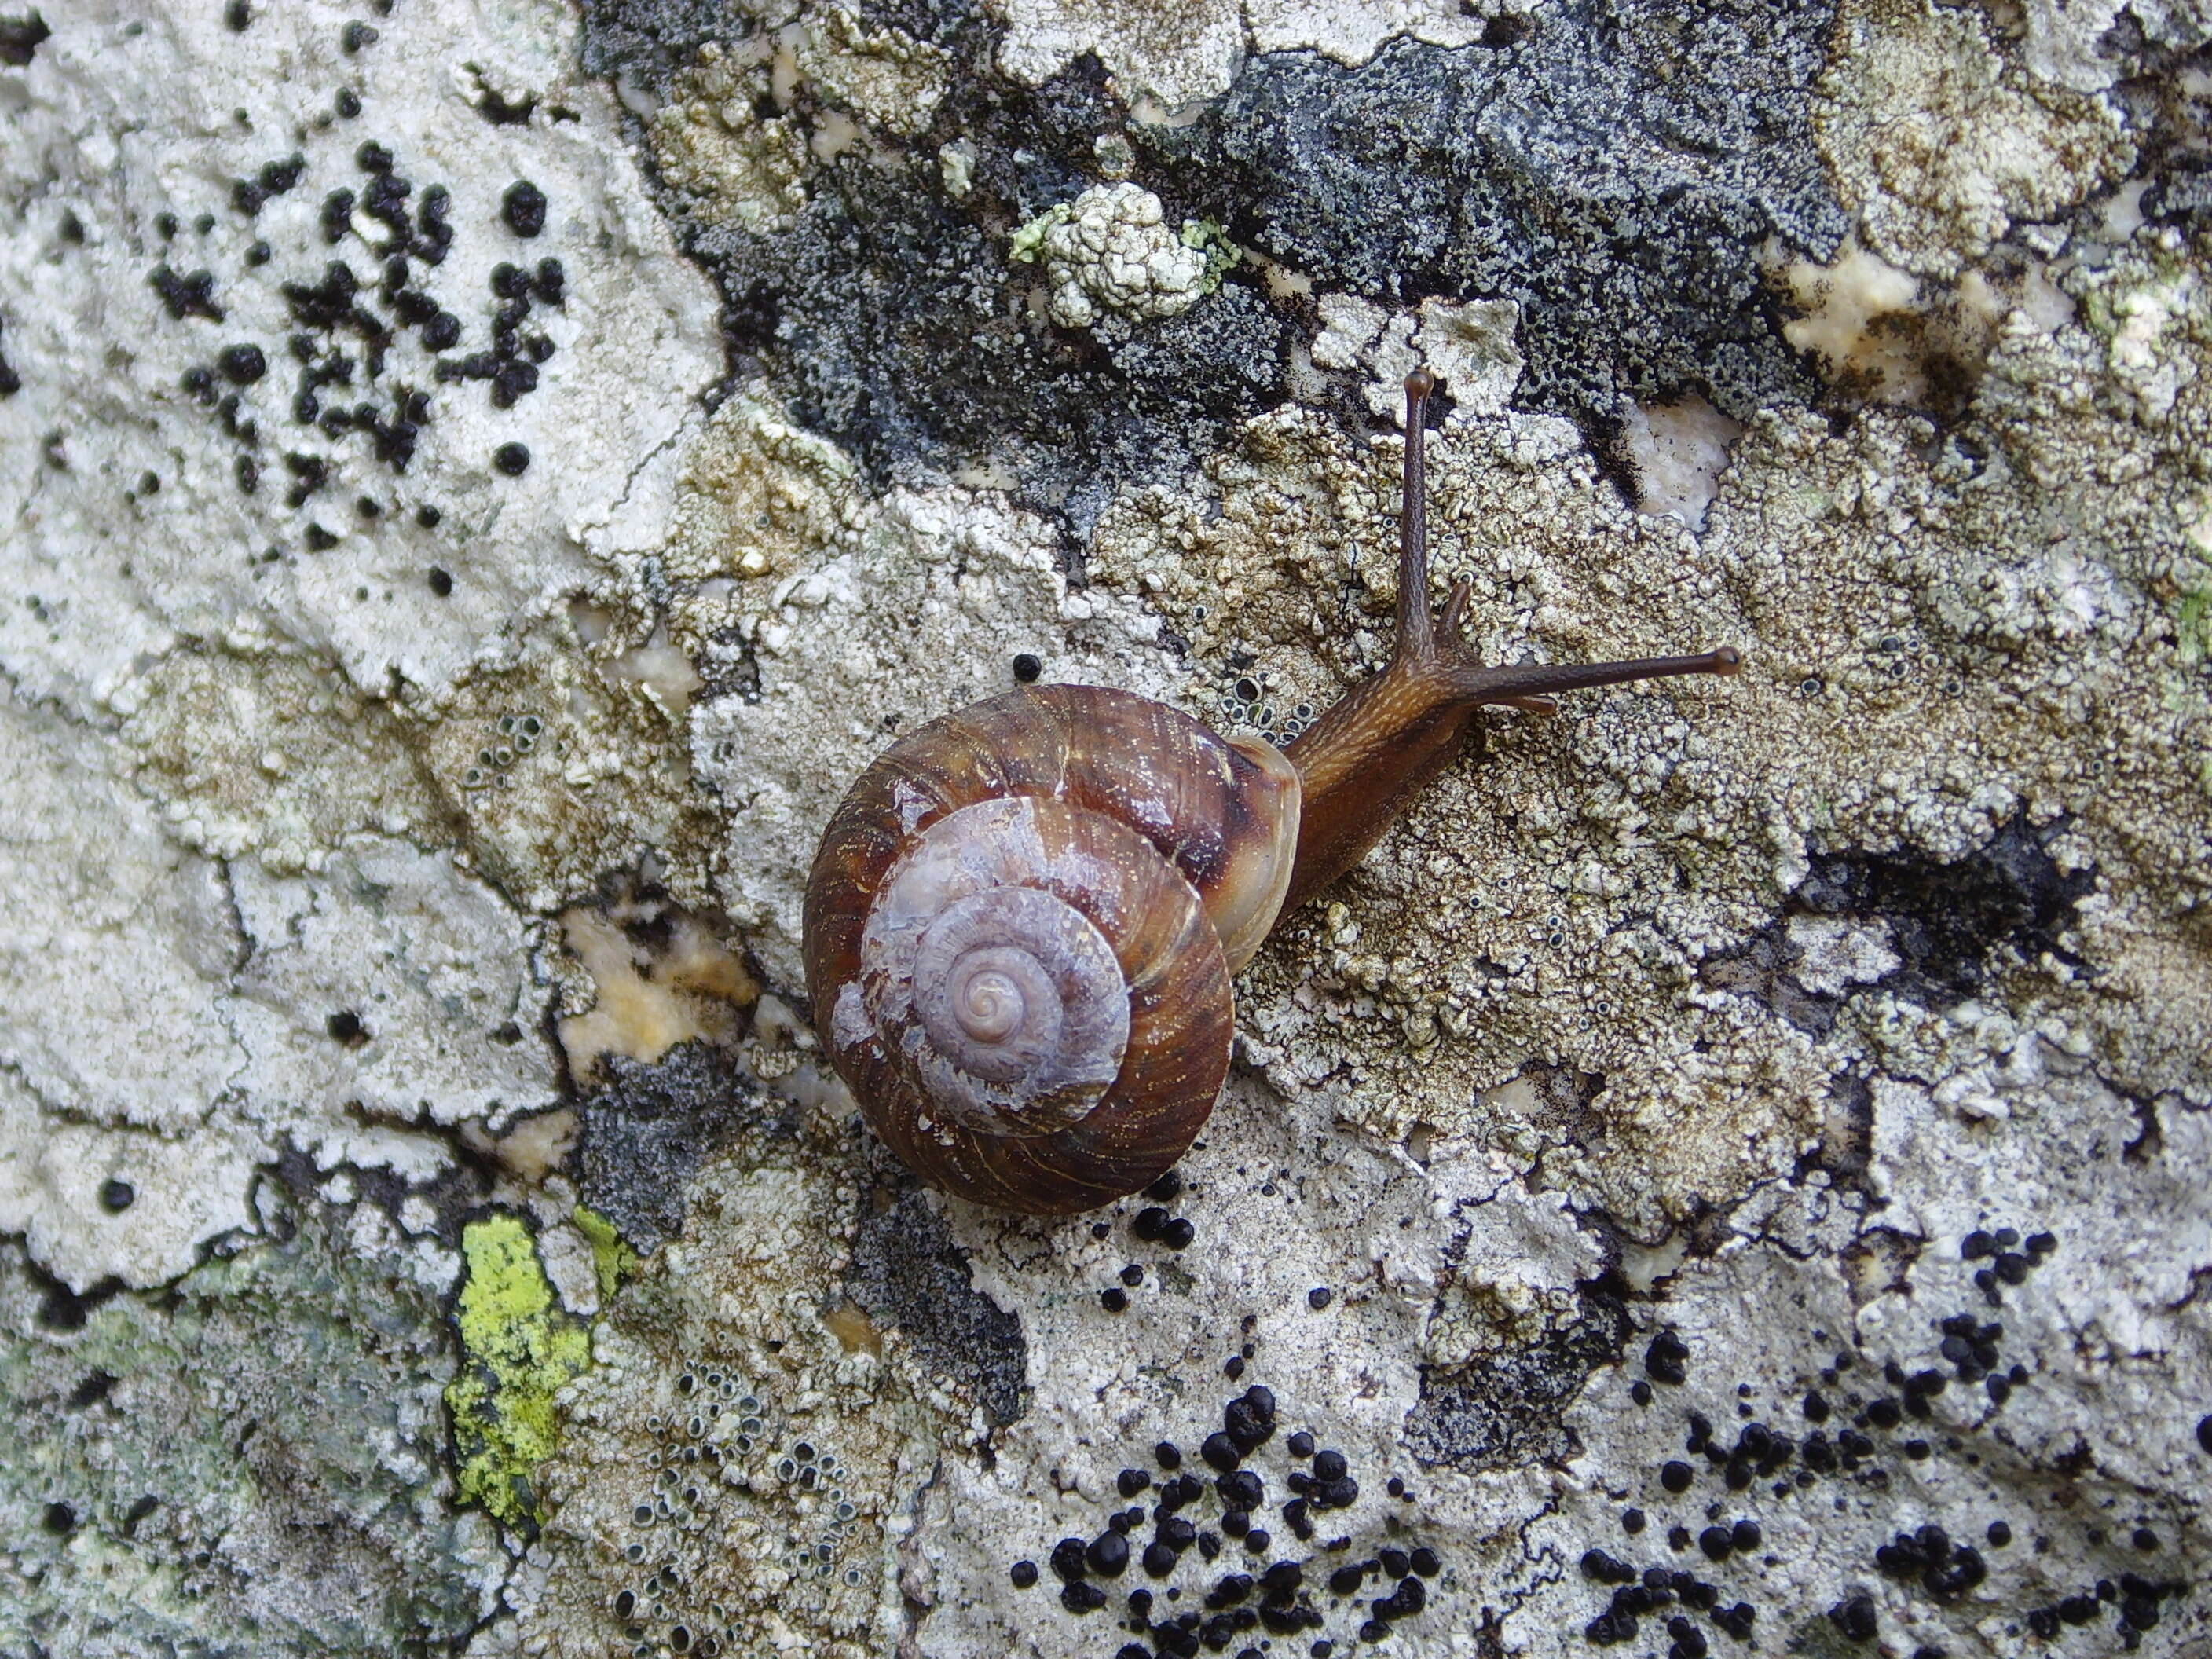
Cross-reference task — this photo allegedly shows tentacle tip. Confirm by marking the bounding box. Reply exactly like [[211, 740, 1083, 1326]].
[[1404, 368, 1436, 399], [1708, 646, 1743, 676]]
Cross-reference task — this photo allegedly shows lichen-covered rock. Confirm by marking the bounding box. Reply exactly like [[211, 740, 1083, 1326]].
[[5, 0, 2211, 1655]]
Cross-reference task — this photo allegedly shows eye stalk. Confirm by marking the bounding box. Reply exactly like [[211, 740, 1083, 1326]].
[[1276, 371, 1745, 915]]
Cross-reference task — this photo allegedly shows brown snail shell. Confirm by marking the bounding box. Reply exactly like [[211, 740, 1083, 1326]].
[[803, 684, 1300, 1214]]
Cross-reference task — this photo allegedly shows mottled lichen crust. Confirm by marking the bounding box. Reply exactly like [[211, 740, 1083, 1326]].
[[517, 1135, 960, 1658], [0, 1181, 506, 1657]]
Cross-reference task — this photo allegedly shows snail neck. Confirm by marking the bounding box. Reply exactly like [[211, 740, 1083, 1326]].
[[1276, 371, 1741, 921]]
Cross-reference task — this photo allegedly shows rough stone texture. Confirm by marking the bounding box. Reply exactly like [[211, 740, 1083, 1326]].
[[4, 0, 2211, 1657]]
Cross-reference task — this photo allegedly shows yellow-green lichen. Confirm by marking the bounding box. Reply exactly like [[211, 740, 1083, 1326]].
[[445, 1212, 591, 1533], [573, 1203, 640, 1302]]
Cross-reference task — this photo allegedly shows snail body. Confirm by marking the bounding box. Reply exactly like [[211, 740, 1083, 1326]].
[[804, 374, 1741, 1214]]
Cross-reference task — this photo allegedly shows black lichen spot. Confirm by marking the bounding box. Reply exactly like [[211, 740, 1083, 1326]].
[[1011, 651, 1042, 683], [325, 1009, 369, 1046], [493, 440, 530, 475], [1404, 1291, 1629, 1471], [478, 84, 537, 126], [149, 266, 223, 322], [427, 566, 453, 596], [502, 180, 548, 237], [1795, 815, 2093, 1006], [0, 319, 19, 397], [98, 1178, 134, 1214], [1645, 1330, 1690, 1386], [340, 20, 378, 53], [845, 1176, 1028, 1426], [0, 11, 50, 65], [1827, 1592, 1878, 1643]]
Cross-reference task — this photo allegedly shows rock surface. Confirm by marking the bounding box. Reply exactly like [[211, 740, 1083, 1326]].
[[2, 2, 2209, 1657]]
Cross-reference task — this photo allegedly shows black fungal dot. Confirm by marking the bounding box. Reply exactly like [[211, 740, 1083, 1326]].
[[224, 1, 250, 28], [1156, 1441, 1182, 1470], [1100, 1287, 1127, 1313], [1645, 1331, 1689, 1385], [340, 20, 377, 53], [217, 343, 267, 385], [1162, 1218, 1196, 1251], [1307, 1287, 1331, 1310], [2196, 1414, 2212, 1455], [503, 180, 548, 237], [1061, 1580, 1106, 1612], [427, 566, 453, 596], [1828, 1592, 1878, 1642], [42, 1502, 76, 1536], [1009, 1558, 1038, 1588], [325, 1009, 368, 1046], [493, 441, 529, 475], [1661, 1460, 1694, 1494], [98, 1179, 134, 1214], [305, 523, 340, 551], [1011, 652, 1041, 683], [336, 88, 361, 119]]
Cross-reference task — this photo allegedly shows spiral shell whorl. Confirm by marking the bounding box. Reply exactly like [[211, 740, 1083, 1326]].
[[852, 801, 1132, 1135]]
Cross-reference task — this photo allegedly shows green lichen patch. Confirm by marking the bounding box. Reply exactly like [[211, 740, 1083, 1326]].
[[445, 1212, 591, 1534]]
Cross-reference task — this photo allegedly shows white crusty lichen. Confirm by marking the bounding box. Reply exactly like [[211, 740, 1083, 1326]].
[[1011, 184, 1236, 331]]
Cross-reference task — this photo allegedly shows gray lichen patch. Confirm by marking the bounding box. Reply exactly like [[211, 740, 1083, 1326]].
[[1155, 9, 1848, 428], [1514, 1065, 2211, 1658], [0, 1190, 502, 1658]]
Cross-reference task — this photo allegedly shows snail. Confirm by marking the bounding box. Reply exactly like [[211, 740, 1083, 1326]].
[[803, 372, 1741, 1214]]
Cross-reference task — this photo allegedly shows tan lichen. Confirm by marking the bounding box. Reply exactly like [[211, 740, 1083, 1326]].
[[115, 643, 452, 872], [1085, 233, 2212, 1235], [414, 614, 726, 917], [555, 893, 757, 1082]]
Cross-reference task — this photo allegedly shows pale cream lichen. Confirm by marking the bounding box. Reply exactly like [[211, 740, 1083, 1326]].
[[793, 5, 950, 139], [648, 42, 812, 233], [1012, 184, 1232, 331], [555, 891, 757, 1082]]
